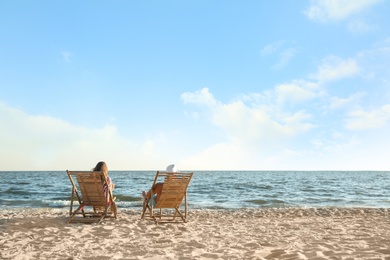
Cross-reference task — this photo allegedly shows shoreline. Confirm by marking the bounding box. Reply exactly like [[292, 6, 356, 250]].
[[1, 207, 390, 259]]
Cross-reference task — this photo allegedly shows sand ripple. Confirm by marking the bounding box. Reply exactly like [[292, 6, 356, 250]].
[[1, 207, 390, 259]]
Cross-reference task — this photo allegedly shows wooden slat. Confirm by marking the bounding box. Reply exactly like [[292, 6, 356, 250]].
[[141, 171, 193, 223], [66, 170, 117, 224]]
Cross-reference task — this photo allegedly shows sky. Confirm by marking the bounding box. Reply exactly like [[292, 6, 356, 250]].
[[1, 0, 390, 171]]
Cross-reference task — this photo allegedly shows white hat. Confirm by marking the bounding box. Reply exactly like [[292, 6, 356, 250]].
[[166, 164, 177, 172]]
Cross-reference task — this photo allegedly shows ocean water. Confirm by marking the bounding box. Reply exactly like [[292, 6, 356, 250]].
[[1, 171, 390, 210]]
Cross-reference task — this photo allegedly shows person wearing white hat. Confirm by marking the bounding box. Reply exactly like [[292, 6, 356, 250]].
[[142, 164, 177, 204]]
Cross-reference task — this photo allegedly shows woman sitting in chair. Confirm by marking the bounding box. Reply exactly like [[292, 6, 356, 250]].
[[93, 161, 115, 197], [92, 161, 116, 215]]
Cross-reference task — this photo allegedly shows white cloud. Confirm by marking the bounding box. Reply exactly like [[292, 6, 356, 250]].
[[282, 111, 315, 134], [260, 41, 298, 69], [260, 41, 284, 56], [272, 48, 298, 70], [179, 84, 324, 167], [0, 102, 168, 170], [179, 38, 390, 170], [329, 92, 364, 110], [179, 52, 390, 169], [243, 80, 322, 110], [182, 89, 314, 146], [181, 87, 217, 107], [313, 56, 359, 82], [311, 131, 359, 154], [356, 38, 390, 81], [61, 51, 73, 63], [179, 142, 249, 170], [347, 19, 375, 33], [345, 104, 390, 130], [179, 141, 305, 171], [184, 111, 200, 120], [275, 81, 321, 105], [304, 0, 382, 22]]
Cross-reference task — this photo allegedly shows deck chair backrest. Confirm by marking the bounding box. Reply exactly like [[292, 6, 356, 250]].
[[68, 171, 107, 207], [154, 172, 193, 209]]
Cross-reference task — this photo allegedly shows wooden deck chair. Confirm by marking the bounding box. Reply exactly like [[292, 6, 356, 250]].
[[141, 171, 193, 223], [66, 170, 117, 224]]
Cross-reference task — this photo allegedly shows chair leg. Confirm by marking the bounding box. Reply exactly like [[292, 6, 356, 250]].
[[185, 194, 188, 219], [97, 212, 106, 224], [111, 202, 118, 219], [175, 208, 186, 222], [141, 200, 151, 219], [67, 204, 84, 223]]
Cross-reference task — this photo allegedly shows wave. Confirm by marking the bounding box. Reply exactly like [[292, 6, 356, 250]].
[[2, 171, 390, 209]]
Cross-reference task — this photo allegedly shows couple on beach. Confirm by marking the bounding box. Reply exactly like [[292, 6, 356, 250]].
[[93, 161, 177, 205]]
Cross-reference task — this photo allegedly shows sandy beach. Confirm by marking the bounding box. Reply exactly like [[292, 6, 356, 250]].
[[1, 207, 390, 259]]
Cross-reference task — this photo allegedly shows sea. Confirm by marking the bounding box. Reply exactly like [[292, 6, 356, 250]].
[[1, 171, 390, 210]]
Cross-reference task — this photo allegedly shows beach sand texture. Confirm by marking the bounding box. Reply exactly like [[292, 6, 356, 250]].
[[1, 208, 390, 260]]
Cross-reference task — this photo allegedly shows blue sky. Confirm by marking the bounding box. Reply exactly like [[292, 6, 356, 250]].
[[1, 0, 390, 171]]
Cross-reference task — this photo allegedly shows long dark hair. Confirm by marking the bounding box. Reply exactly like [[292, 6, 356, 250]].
[[93, 161, 106, 171], [93, 161, 108, 181]]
